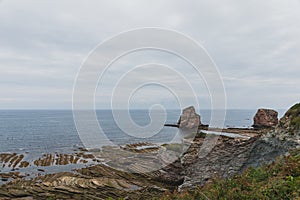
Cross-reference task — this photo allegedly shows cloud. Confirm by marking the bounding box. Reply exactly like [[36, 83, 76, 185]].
[[0, 0, 299, 109]]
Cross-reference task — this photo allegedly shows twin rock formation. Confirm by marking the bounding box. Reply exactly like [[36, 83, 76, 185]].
[[178, 103, 300, 190], [178, 106, 279, 130], [0, 103, 299, 199]]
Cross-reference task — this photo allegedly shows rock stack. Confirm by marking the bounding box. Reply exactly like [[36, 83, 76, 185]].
[[177, 106, 201, 130], [253, 108, 278, 128]]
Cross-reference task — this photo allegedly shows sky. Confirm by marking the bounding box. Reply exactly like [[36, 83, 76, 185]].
[[0, 0, 299, 110]]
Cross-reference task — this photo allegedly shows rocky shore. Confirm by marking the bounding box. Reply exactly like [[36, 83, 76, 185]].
[[0, 103, 299, 199]]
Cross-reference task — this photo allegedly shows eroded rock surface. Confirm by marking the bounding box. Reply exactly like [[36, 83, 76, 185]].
[[0, 104, 300, 199], [180, 104, 300, 190], [179, 135, 258, 190], [33, 153, 97, 166], [253, 108, 278, 128], [178, 106, 201, 130], [0, 153, 25, 169], [0, 163, 174, 199], [0, 152, 99, 169]]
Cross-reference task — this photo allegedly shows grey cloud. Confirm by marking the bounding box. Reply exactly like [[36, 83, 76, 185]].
[[0, 0, 299, 109]]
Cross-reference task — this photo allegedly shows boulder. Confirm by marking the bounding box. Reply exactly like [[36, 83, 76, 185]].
[[178, 106, 201, 129], [253, 108, 278, 128]]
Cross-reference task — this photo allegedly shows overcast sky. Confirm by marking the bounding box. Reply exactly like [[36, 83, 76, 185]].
[[0, 0, 299, 110]]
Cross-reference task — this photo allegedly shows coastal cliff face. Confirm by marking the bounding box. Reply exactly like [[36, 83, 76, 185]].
[[0, 104, 299, 199], [241, 104, 299, 172], [179, 135, 259, 190], [253, 108, 278, 128], [179, 104, 300, 190]]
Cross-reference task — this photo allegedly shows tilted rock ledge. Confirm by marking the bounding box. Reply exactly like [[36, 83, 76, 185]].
[[0, 103, 299, 199]]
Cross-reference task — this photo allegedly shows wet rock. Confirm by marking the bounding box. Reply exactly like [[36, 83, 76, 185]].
[[0, 165, 171, 200], [253, 108, 278, 128], [0, 172, 25, 180], [1, 104, 299, 198], [0, 153, 25, 169], [19, 161, 30, 168], [122, 142, 160, 153], [33, 153, 94, 167], [178, 106, 201, 130]]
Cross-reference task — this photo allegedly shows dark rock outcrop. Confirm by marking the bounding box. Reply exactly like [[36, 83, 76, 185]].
[[178, 106, 201, 130], [179, 103, 300, 190], [179, 136, 259, 190], [253, 108, 278, 128], [1, 104, 300, 199], [244, 103, 300, 171]]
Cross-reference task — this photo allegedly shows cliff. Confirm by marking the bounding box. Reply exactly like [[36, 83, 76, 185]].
[[0, 103, 299, 199], [179, 103, 300, 190]]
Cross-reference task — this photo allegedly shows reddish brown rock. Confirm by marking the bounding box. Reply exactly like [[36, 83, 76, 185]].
[[253, 108, 278, 128]]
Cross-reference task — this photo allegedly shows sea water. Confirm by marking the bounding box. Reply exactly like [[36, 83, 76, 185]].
[[0, 109, 286, 154]]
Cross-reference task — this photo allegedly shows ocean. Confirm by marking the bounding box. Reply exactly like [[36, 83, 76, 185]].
[[0, 109, 286, 154]]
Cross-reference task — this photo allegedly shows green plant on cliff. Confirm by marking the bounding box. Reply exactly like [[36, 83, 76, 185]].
[[290, 103, 300, 111], [286, 103, 300, 130], [159, 149, 300, 200]]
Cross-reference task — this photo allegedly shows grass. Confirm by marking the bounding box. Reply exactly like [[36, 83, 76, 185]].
[[290, 103, 300, 111], [159, 149, 300, 200], [282, 103, 300, 131], [291, 116, 300, 130], [196, 131, 207, 138]]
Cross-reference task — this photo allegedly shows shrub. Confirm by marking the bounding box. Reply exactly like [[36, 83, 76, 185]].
[[160, 149, 300, 200]]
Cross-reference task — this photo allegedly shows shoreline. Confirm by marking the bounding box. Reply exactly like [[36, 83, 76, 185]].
[[0, 126, 298, 199], [0, 104, 299, 199], [0, 127, 263, 186]]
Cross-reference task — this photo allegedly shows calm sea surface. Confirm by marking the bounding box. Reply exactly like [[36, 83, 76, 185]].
[[0, 109, 285, 154]]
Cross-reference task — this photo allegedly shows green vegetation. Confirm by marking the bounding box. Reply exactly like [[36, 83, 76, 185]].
[[290, 103, 300, 111], [159, 149, 300, 200], [291, 116, 300, 130], [287, 103, 300, 130], [196, 131, 207, 138]]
